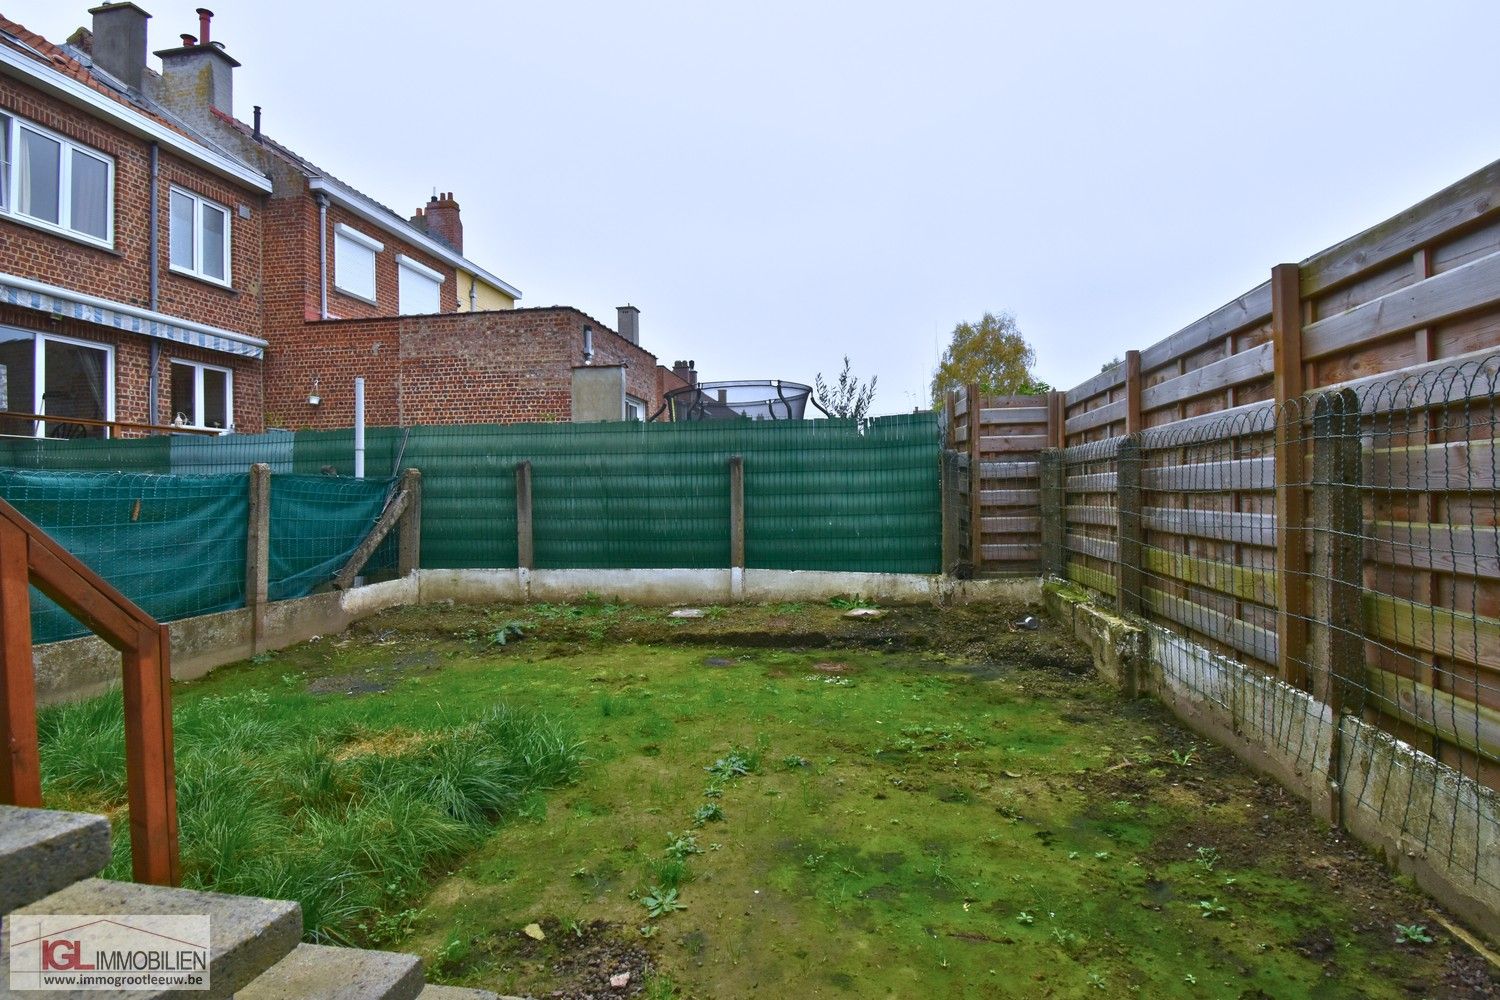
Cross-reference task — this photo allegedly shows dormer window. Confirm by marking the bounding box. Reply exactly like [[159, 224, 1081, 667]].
[[0, 113, 114, 247]]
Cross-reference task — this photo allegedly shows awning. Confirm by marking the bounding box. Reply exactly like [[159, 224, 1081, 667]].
[[0, 272, 267, 359]]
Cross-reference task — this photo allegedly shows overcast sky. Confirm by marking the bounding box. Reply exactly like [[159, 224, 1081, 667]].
[[15, 1, 1500, 413]]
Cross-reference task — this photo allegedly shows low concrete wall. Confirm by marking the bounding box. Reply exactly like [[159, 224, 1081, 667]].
[[1043, 580, 1500, 944], [33, 576, 417, 706]]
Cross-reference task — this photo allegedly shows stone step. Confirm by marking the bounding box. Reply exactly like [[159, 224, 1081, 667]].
[[0, 805, 112, 914], [0, 876, 301, 999], [238, 942, 425, 1000], [417, 987, 512, 1000]]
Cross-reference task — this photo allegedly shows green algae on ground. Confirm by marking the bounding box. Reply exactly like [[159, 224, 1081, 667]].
[[124, 602, 1495, 998]]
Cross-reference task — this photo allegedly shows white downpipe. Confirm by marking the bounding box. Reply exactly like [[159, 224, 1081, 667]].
[[354, 377, 366, 479], [317, 193, 330, 319]]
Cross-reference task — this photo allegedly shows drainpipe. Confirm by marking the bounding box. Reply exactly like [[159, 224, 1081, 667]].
[[315, 192, 330, 319], [147, 142, 161, 426], [469, 277, 477, 311], [353, 377, 365, 479]]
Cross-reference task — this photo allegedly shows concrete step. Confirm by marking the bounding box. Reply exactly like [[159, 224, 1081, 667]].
[[417, 987, 511, 1000], [0, 804, 112, 914], [238, 943, 424, 1000], [0, 876, 301, 999]]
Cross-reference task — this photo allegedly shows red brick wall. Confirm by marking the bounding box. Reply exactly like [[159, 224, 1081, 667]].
[[0, 76, 265, 336], [262, 307, 666, 429], [319, 202, 459, 320]]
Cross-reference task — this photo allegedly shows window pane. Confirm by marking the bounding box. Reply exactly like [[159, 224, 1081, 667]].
[[201, 204, 227, 280], [171, 362, 196, 426], [0, 115, 10, 211], [69, 150, 108, 239], [203, 368, 229, 428], [336, 234, 376, 300], [43, 339, 108, 439], [0, 329, 35, 436], [170, 191, 195, 270], [18, 128, 60, 224], [398, 263, 441, 315]]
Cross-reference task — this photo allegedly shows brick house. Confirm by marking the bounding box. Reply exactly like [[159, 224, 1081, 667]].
[[0, 4, 697, 439], [0, 6, 272, 438]]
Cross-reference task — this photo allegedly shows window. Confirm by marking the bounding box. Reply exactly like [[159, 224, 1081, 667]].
[[169, 187, 231, 284], [0, 115, 114, 246], [625, 395, 646, 421], [0, 327, 114, 439], [334, 223, 382, 303], [170, 360, 232, 432], [397, 254, 443, 314]]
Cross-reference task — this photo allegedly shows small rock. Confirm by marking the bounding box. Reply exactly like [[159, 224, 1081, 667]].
[[669, 608, 705, 619], [610, 972, 631, 989], [523, 922, 546, 941], [1014, 615, 1040, 630], [844, 607, 884, 619]]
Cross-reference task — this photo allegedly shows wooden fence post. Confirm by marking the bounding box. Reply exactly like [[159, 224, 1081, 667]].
[[729, 455, 745, 600], [1039, 449, 1065, 578], [397, 468, 422, 577], [0, 517, 41, 808], [515, 461, 534, 583], [1272, 262, 1310, 688], [1310, 388, 1363, 823], [967, 384, 984, 575], [1116, 437, 1143, 616], [246, 464, 270, 655], [1124, 350, 1143, 435], [1047, 389, 1066, 449]]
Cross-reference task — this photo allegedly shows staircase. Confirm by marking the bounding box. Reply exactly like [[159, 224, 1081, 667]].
[[1, 804, 521, 999]]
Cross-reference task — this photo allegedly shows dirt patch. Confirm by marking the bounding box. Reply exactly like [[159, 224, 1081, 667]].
[[810, 661, 856, 675], [701, 657, 738, 669], [464, 919, 654, 1000], [306, 674, 388, 696]]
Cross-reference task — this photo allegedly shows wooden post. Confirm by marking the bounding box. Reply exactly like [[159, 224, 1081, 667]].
[[1116, 437, 1143, 616], [0, 518, 41, 807], [967, 384, 984, 575], [1039, 450, 1065, 578], [729, 455, 745, 599], [120, 623, 179, 885], [397, 468, 422, 576], [1047, 390, 1067, 449], [245, 464, 270, 654], [1310, 388, 1363, 822], [1272, 262, 1310, 688], [1124, 350, 1143, 435], [515, 461, 534, 572]]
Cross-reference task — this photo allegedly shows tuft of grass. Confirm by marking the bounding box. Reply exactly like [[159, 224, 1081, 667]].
[[37, 690, 582, 943]]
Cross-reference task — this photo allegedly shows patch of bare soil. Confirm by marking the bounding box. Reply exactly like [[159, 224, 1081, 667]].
[[459, 919, 654, 1000]]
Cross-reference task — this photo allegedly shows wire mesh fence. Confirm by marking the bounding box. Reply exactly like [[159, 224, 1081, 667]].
[[1043, 355, 1500, 887]]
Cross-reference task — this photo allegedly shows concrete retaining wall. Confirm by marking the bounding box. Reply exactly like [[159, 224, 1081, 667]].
[[1043, 580, 1500, 944]]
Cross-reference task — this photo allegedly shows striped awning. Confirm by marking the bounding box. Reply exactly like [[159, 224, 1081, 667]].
[[0, 274, 265, 359]]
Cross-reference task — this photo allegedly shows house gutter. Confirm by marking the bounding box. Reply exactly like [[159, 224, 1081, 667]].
[[306, 178, 522, 300], [148, 142, 160, 425], [316, 192, 329, 319]]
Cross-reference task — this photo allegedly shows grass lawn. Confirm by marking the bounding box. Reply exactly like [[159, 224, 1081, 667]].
[[38, 599, 1497, 999]]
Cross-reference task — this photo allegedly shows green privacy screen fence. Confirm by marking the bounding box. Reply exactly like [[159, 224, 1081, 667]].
[[0, 412, 942, 639], [0, 468, 394, 642]]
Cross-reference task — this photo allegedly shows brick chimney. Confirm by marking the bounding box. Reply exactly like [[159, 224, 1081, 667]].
[[423, 192, 462, 253], [153, 8, 238, 130], [88, 2, 151, 91], [672, 360, 697, 386], [408, 206, 428, 235], [616, 305, 640, 345]]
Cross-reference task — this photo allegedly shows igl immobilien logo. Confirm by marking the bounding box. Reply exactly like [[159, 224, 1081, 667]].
[[6, 914, 210, 991]]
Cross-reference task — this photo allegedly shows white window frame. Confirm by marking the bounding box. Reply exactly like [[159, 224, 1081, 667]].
[[0, 327, 116, 438], [396, 253, 445, 315], [625, 395, 646, 421], [333, 222, 383, 304], [0, 114, 114, 248], [168, 185, 232, 286], [168, 358, 233, 433]]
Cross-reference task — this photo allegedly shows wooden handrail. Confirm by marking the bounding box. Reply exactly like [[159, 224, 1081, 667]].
[[0, 498, 179, 885], [0, 411, 222, 436]]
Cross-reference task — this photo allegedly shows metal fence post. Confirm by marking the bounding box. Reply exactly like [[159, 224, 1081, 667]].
[[1039, 449, 1065, 578], [1116, 437, 1143, 616], [1310, 388, 1363, 824], [246, 464, 270, 655]]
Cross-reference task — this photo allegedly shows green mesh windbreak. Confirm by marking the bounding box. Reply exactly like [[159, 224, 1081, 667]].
[[0, 469, 248, 642], [0, 435, 171, 473], [267, 474, 397, 601]]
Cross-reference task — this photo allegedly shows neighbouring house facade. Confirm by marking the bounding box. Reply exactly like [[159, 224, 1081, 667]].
[[0, 3, 694, 438], [0, 5, 271, 438]]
